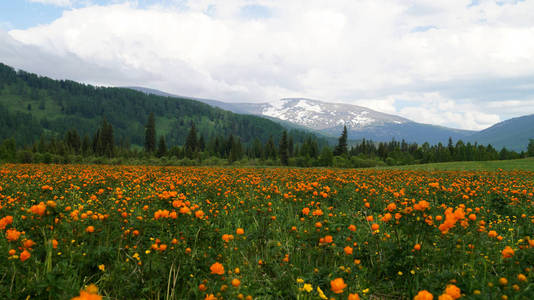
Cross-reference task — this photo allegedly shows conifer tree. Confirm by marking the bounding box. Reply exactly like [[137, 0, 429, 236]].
[[157, 136, 167, 158], [334, 125, 348, 156], [528, 139, 534, 157], [101, 119, 114, 157], [145, 112, 156, 153], [81, 134, 90, 155], [279, 130, 289, 165], [265, 136, 277, 160], [185, 123, 198, 159]]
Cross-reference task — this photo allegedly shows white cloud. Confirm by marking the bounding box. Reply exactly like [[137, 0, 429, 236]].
[[3, 0, 534, 130], [28, 0, 72, 6]]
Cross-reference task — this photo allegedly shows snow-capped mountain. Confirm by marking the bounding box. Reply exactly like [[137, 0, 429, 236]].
[[236, 98, 409, 131], [228, 98, 474, 144], [128, 87, 475, 144]]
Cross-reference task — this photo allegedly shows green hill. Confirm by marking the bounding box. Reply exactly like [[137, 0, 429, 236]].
[[466, 114, 534, 151], [0, 63, 320, 148]]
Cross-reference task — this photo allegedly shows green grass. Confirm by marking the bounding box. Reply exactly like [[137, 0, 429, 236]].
[[0, 92, 63, 121], [379, 157, 534, 171]]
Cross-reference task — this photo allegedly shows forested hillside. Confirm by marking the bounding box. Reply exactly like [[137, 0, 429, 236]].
[[0, 63, 319, 148]]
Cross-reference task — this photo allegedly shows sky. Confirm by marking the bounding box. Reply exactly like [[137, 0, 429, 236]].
[[1, 0, 534, 131]]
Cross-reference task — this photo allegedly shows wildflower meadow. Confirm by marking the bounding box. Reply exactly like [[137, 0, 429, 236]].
[[0, 164, 532, 299]]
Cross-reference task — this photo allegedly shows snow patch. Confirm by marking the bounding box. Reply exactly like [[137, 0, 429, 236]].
[[295, 100, 323, 113]]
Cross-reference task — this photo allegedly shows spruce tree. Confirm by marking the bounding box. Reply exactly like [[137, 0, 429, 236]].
[[528, 139, 534, 157], [81, 135, 90, 156], [279, 130, 289, 165], [145, 112, 156, 153], [157, 136, 167, 158], [288, 136, 294, 157], [101, 119, 114, 157], [334, 125, 348, 156], [185, 123, 198, 159], [265, 136, 276, 160]]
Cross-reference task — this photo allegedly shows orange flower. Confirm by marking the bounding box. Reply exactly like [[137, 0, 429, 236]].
[[444, 284, 461, 299], [438, 294, 453, 300], [204, 294, 217, 300], [330, 278, 347, 294], [348, 224, 356, 232], [324, 235, 333, 243], [30, 202, 47, 216], [381, 213, 392, 222], [210, 262, 224, 275], [222, 234, 234, 242], [71, 284, 102, 300], [6, 228, 21, 242], [20, 249, 31, 262], [501, 246, 514, 258], [371, 223, 379, 231], [86, 226, 95, 233], [23, 239, 36, 249], [0, 216, 13, 230], [195, 210, 205, 219], [414, 290, 433, 300], [348, 294, 360, 300], [236, 228, 245, 235], [344, 246, 353, 255], [231, 278, 241, 287], [413, 244, 421, 251], [488, 230, 498, 238]]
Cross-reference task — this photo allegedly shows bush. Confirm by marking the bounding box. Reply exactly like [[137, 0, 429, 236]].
[[17, 150, 33, 163]]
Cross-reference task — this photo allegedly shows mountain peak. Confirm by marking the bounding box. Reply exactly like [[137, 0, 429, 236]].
[[259, 97, 409, 130]]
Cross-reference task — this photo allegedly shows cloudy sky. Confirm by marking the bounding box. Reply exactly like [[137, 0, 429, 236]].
[[1, 0, 534, 131]]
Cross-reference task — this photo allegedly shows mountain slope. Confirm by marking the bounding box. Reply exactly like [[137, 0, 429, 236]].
[[466, 114, 534, 151], [0, 63, 319, 147], [190, 97, 474, 145]]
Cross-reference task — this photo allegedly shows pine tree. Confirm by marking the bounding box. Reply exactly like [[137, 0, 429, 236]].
[[145, 112, 156, 153], [229, 136, 243, 163], [81, 134, 90, 156], [185, 123, 198, 159], [528, 139, 534, 157], [265, 136, 277, 160], [288, 136, 294, 157], [279, 130, 289, 165], [38, 135, 46, 153], [101, 119, 114, 157], [334, 125, 348, 156], [157, 136, 167, 158], [252, 138, 263, 159], [198, 135, 205, 152]]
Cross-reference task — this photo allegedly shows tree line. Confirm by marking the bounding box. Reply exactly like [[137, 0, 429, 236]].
[[1, 119, 532, 167]]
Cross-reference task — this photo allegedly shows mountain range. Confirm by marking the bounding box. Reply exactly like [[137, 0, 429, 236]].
[[0, 61, 531, 152], [130, 87, 534, 151], [0, 63, 322, 149]]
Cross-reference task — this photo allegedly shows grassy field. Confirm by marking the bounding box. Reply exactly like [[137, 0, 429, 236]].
[[0, 164, 532, 299], [379, 157, 534, 172]]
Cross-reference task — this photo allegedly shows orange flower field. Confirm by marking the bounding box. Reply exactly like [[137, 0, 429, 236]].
[[0, 164, 532, 299]]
